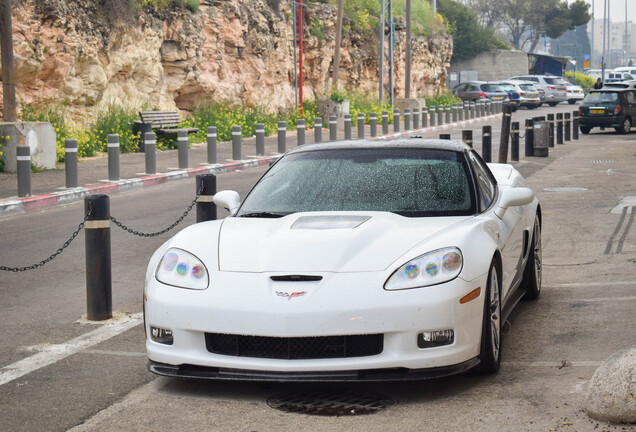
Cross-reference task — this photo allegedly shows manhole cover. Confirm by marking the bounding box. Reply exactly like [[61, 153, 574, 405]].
[[543, 187, 588, 192], [267, 390, 395, 416]]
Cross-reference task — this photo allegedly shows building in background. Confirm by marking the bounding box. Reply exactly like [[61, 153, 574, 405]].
[[588, 18, 635, 68]]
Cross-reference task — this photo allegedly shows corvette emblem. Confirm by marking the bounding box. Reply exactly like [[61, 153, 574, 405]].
[[275, 291, 307, 300]]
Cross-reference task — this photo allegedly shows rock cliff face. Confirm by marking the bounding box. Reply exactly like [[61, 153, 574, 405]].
[[1, 0, 452, 122]]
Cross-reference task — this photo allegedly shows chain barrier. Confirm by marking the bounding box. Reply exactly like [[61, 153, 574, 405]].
[[0, 207, 92, 272], [2, 184, 205, 271], [110, 184, 204, 238]]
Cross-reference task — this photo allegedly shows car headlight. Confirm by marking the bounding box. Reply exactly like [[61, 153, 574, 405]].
[[155, 248, 209, 290], [384, 247, 463, 290]]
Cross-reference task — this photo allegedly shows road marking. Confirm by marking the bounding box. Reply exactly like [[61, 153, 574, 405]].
[[502, 361, 602, 368], [0, 313, 142, 387], [83, 349, 146, 358], [549, 296, 636, 303]]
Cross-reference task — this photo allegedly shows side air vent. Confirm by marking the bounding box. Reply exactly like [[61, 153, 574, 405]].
[[270, 275, 323, 282]]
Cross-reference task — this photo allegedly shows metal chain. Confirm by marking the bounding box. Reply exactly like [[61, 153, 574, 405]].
[[0, 208, 92, 272], [110, 185, 204, 238]]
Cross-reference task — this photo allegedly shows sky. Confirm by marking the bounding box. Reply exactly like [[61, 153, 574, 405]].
[[575, 0, 635, 23]]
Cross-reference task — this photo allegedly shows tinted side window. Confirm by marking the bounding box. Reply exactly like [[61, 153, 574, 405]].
[[467, 151, 496, 212], [626, 91, 636, 105]]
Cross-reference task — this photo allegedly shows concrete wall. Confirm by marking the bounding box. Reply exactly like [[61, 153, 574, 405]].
[[449, 50, 529, 82], [0, 122, 57, 173]]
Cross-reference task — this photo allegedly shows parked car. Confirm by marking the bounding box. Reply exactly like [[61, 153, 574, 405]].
[[144, 139, 542, 381], [509, 75, 568, 106], [499, 80, 541, 109], [451, 81, 509, 103], [612, 66, 636, 77], [495, 82, 521, 111], [565, 82, 585, 104], [605, 72, 634, 83], [603, 80, 636, 90], [578, 88, 636, 134]]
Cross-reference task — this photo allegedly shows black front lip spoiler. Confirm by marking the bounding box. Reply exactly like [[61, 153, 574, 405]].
[[148, 358, 480, 382]]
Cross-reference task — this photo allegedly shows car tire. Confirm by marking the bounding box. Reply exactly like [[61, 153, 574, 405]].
[[522, 215, 542, 301], [475, 260, 501, 374], [568, 100, 576, 105], [548, 102, 558, 107], [580, 126, 591, 134], [619, 117, 632, 134]]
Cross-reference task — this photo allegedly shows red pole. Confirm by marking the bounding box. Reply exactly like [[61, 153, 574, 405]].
[[298, 0, 303, 117]]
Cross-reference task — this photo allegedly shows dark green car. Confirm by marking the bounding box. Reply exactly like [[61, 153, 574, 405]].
[[579, 89, 636, 134]]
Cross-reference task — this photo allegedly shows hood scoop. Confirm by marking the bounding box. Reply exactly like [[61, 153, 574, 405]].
[[270, 275, 323, 282], [291, 215, 370, 230]]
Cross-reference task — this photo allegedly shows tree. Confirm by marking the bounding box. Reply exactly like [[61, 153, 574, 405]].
[[468, 0, 590, 53], [1, 0, 17, 121], [438, 0, 508, 63]]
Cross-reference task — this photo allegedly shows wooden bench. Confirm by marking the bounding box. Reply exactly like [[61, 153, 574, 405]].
[[138, 110, 199, 135]]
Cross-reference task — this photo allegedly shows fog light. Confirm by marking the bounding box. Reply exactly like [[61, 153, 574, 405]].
[[417, 329, 454, 348], [150, 327, 174, 345]]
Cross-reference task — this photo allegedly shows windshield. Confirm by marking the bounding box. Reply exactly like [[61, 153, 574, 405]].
[[499, 84, 515, 91], [544, 78, 566, 85], [481, 84, 504, 92], [238, 148, 476, 218], [585, 92, 620, 103], [519, 84, 536, 91]]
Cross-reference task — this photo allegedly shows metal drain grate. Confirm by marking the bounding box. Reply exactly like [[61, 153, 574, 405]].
[[589, 160, 617, 164], [267, 390, 395, 416], [543, 187, 588, 192]]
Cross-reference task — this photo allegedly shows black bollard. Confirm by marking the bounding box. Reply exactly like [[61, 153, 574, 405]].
[[196, 173, 217, 222], [314, 117, 323, 143], [564, 113, 571, 142], [498, 104, 512, 163], [370, 112, 377, 137], [358, 113, 365, 139], [65, 139, 79, 188], [344, 114, 352, 140], [404, 108, 411, 131], [511, 122, 520, 161], [207, 126, 217, 164], [394, 109, 400, 133], [107, 134, 120, 180], [382, 110, 389, 135], [422, 107, 428, 128], [329, 115, 337, 141], [438, 105, 444, 125], [16, 145, 31, 198], [547, 113, 555, 148], [556, 113, 564, 144], [278, 121, 286, 153], [297, 118, 305, 146], [256, 123, 265, 155], [84, 194, 112, 321], [144, 132, 156, 175], [462, 130, 473, 148], [572, 111, 579, 140], [525, 119, 534, 157], [178, 130, 189, 168], [231, 126, 242, 160], [413, 108, 419, 129], [429, 107, 436, 126], [482, 125, 492, 162]]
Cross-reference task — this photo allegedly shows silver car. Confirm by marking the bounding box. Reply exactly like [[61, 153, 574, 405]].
[[451, 81, 508, 103], [499, 80, 541, 109], [509, 75, 568, 106]]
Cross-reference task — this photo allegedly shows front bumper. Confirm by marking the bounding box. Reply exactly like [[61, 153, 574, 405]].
[[144, 271, 487, 378], [149, 357, 481, 382]]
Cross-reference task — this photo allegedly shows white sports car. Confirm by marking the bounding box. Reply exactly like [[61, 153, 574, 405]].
[[144, 139, 542, 381]]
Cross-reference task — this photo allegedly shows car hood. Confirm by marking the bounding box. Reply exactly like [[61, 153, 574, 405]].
[[218, 212, 469, 273]]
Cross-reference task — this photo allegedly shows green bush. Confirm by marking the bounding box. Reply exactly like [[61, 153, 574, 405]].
[[424, 90, 462, 108], [91, 104, 140, 153], [566, 71, 595, 89]]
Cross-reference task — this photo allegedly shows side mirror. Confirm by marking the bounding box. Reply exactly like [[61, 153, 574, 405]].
[[495, 187, 534, 219], [213, 190, 241, 216]]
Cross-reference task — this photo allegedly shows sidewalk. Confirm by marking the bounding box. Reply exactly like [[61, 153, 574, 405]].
[[0, 114, 503, 218]]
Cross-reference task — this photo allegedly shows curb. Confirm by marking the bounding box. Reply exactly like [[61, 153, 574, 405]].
[[373, 113, 503, 140], [0, 155, 279, 218]]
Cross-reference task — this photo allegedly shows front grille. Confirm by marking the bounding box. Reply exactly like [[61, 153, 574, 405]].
[[205, 333, 383, 359]]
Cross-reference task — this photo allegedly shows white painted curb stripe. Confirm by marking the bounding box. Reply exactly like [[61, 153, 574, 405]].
[[0, 313, 142, 387]]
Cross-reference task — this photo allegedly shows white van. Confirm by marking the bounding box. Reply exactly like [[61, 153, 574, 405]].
[[613, 66, 636, 76], [606, 72, 634, 83]]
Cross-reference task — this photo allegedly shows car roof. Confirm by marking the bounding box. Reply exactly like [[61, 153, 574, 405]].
[[285, 139, 472, 155]]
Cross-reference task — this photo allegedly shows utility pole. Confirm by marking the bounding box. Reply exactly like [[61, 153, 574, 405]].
[[379, 0, 394, 105], [1, 0, 17, 122], [298, 0, 303, 116], [332, 0, 344, 91], [405, 0, 411, 98]]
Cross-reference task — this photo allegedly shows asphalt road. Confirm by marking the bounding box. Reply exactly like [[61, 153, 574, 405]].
[[1, 104, 636, 431]]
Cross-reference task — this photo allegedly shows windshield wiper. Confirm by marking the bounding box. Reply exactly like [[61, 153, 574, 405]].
[[238, 211, 286, 218]]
